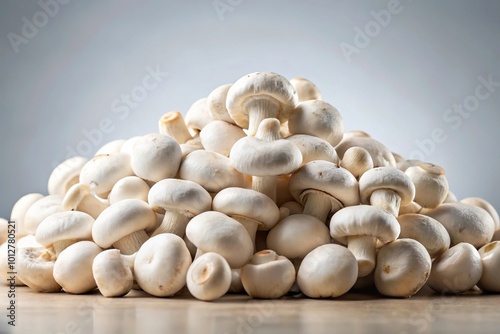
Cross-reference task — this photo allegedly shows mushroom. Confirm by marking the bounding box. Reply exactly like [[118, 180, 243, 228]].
[[186, 211, 253, 269], [186, 252, 232, 301], [230, 118, 302, 201], [339, 146, 374, 179], [35, 211, 94, 256], [359, 166, 415, 217], [288, 100, 344, 147], [460, 197, 500, 233], [289, 77, 322, 101], [17, 246, 61, 292], [279, 201, 304, 220], [94, 139, 126, 155], [10, 193, 44, 238], [427, 242, 483, 294], [0, 218, 8, 244], [395, 159, 421, 172], [158, 111, 193, 144], [179, 136, 204, 158], [374, 238, 432, 298], [62, 183, 109, 219], [297, 244, 358, 298], [330, 205, 400, 277], [477, 241, 500, 292], [212, 187, 280, 247], [398, 201, 422, 215], [1, 235, 42, 286], [120, 136, 141, 155], [47, 156, 88, 196], [134, 233, 192, 297], [240, 249, 296, 299], [405, 163, 449, 209], [108, 176, 150, 204], [397, 213, 450, 258], [92, 199, 157, 255], [207, 83, 236, 124], [226, 72, 298, 136], [148, 178, 212, 237], [200, 120, 246, 157], [92, 249, 135, 297], [444, 191, 458, 203], [288, 160, 359, 222], [228, 268, 244, 293], [23, 195, 64, 235], [130, 133, 182, 183], [185, 97, 214, 136], [286, 134, 338, 165], [425, 203, 495, 248], [335, 135, 396, 167], [267, 214, 331, 268], [180, 150, 246, 195]]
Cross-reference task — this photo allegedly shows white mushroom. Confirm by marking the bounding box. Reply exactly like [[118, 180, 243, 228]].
[[47, 156, 88, 196], [17, 246, 61, 292], [108, 176, 150, 205], [62, 183, 109, 219], [23, 195, 64, 235], [158, 111, 193, 144], [405, 163, 449, 209], [207, 83, 235, 124], [286, 134, 338, 165], [200, 120, 246, 157], [185, 97, 214, 136], [339, 146, 374, 179], [1, 235, 42, 286], [477, 241, 500, 292], [94, 139, 126, 155], [186, 252, 232, 301], [460, 197, 500, 233], [335, 135, 396, 167], [10, 193, 44, 238], [92, 249, 135, 297], [289, 77, 322, 101]]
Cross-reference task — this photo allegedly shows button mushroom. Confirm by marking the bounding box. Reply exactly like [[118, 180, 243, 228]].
[[289, 77, 322, 101], [10, 193, 44, 238], [460, 197, 500, 235], [207, 83, 236, 124], [23, 195, 64, 235], [62, 183, 109, 219], [286, 134, 338, 165], [339, 146, 374, 179], [108, 176, 150, 205], [477, 241, 500, 292], [92, 249, 135, 297], [184, 97, 214, 137], [200, 120, 246, 157], [335, 135, 397, 167], [47, 156, 88, 196], [405, 163, 449, 209], [158, 111, 193, 144], [17, 246, 61, 292], [186, 252, 232, 301]]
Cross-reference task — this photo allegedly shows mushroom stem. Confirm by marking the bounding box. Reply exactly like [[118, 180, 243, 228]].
[[232, 215, 260, 249], [113, 230, 149, 255], [158, 111, 193, 144], [252, 176, 278, 202], [77, 195, 108, 219], [52, 239, 78, 256], [151, 211, 191, 237], [347, 235, 377, 278], [369, 189, 401, 217], [302, 190, 342, 223], [246, 98, 280, 136]]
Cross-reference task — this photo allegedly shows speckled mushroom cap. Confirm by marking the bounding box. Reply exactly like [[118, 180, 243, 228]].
[[329, 205, 400, 245], [359, 167, 416, 207], [288, 160, 359, 208], [48, 156, 88, 196], [185, 211, 253, 269], [212, 187, 280, 231], [148, 178, 212, 217], [335, 136, 396, 167], [461, 197, 500, 231], [226, 72, 298, 131], [92, 199, 157, 249], [35, 211, 94, 250]]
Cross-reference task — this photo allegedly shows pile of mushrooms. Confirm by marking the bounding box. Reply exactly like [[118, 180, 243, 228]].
[[2, 71, 500, 300]]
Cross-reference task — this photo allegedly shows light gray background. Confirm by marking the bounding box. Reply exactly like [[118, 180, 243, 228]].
[[1, 0, 499, 219]]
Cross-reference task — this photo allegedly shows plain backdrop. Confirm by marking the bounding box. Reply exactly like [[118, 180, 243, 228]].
[[1, 0, 499, 219]]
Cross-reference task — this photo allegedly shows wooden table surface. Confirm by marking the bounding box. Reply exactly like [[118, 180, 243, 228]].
[[1, 285, 499, 334]]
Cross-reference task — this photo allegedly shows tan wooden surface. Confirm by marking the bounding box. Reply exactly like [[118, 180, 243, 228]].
[[1, 285, 499, 334]]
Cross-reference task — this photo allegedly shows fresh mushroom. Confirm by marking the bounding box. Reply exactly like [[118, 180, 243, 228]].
[[207, 83, 236, 124], [230, 118, 302, 201], [94, 139, 126, 155], [335, 135, 396, 167], [200, 120, 246, 157], [460, 197, 500, 233], [297, 244, 358, 298], [286, 134, 338, 165], [185, 97, 214, 137], [17, 246, 61, 292], [374, 238, 432, 298], [92, 249, 135, 297], [2, 235, 43, 286], [330, 205, 400, 277], [226, 72, 298, 136], [186, 252, 232, 301], [23, 195, 64, 235], [108, 176, 150, 204], [477, 241, 500, 292], [405, 163, 449, 209], [240, 249, 296, 299], [339, 146, 374, 179], [158, 111, 193, 144], [62, 183, 109, 219], [289, 77, 322, 101], [47, 156, 88, 196], [10, 193, 44, 238]]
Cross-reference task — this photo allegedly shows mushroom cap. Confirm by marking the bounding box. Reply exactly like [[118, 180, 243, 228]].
[[17, 246, 61, 292], [212, 187, 280, 231], [24, 195, 64, 235], [229, 124, 302, 177], [53, 241, 102, 294], [10, 193, 44, 237], [329, 205, 400, 245], [297, 244, 358, 298], [199, 120, 246, 157], [226, 72, 298, 129], [374, 238, 432, 298], [185, 97, 214, 136], [108, 176, 150, 204], [148, 178, 212, 217], [477, 241, 500, 292], [207, 83, 235, 124], [92, 199, 157, 249], [339, 146, 374, 179], [180, 150, 246, 193], [240, 250, 296, 299], [405, 163, 449, 208], [359, 167, 415, 207], [134, 233, 192, 297], [289, 77, 322, 101], [335, 136, 396, 167], [92, 249, 134, 297], [120, 136, 141, 155], [286, 134, 338, 165], [186, 252, 232, 301], [267, 214, 331, 260], [35, 211, 94, 248], [62, 183, 98, 210], [460, 197, 500, 231], [425, 203, 495, 248], [94, 139, 126, 156], [48, 156, 88, 196], [79, 152, 134, 196], [397, 213, 450, 258], [186, 211, 253, 268], [288, 100, 344, 147], [427, 242, 483, 294], [288, 160, 359, 208], [130, 133, 182, 183]]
